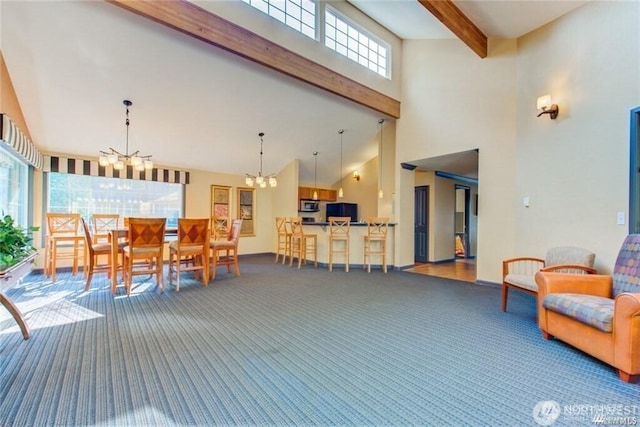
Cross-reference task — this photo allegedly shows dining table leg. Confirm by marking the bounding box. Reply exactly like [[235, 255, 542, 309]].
[[110, 230, 118, 294]]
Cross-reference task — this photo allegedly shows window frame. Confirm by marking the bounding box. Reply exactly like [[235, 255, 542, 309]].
[[242, 0, 317, 40]]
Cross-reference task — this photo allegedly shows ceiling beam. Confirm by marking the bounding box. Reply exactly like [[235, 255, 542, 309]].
[[418, 0, 487, 58], [106, 0, 401, 119]]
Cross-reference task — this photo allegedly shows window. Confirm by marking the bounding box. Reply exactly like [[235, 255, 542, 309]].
[[47, 173, 183, 228], [0, 144, 29, 227], [325, 6, 389, 78], [243, 0, 316, 39]]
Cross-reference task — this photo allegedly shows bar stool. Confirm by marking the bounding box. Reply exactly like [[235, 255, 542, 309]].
[[289, 217, 317, 269], [211, 216, 230, 240], [328, 216, 350, 272], [169, 218, 210, 291], [363, 217, 389, 273], [274, 217, 292, 264]]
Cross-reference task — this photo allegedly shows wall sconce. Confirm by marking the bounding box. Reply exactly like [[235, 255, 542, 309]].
[[536, 94, 559, 119], [353, 170, 360, 181]]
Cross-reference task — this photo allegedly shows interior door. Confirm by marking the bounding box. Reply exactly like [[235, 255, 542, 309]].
[[414, 186, 429, 263]]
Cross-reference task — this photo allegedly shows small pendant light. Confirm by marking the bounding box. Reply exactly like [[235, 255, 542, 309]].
[[313, 151, 319, 201], [378, 119, 384, 199], [338, 129, 344, 198]]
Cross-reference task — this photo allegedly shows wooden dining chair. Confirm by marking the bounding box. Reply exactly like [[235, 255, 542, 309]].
[[45, 212, 85, 282], [122, 217, 166, 296], [289, 217, 317, 269], [328, 216, 350, 272], [168, 218, 210, 291], [92, 214, 120, 243], [210, 219, 242, 280], [211, 216, 230, 240], [81, 217, 125, 291], [363, 217, 389, 273]]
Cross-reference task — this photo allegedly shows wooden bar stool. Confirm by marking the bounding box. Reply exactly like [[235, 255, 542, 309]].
[[363, 217, 389, 273], [210, 219, 242, 280], [289, 217, 317, 269], [274, 217, 292, 264], [328, 216, 350, 272], [122, 217, 166, 296]]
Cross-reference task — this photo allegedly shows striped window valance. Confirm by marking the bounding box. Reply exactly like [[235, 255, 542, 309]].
[[0, 114, 44, 169], [43, 155, 190, 184]]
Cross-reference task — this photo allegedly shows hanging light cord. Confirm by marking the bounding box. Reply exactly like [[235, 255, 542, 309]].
[[339, 129, 344, 190]]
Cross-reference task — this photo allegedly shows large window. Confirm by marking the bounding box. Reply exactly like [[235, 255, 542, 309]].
[[0, 144, 29, 227], [325, 6, 389, 78], [242, 0, 316, 39], [47, 174, 183, 227]]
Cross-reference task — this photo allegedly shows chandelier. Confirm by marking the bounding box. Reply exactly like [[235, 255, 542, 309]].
[[245, 132, 277, 188], [98, 100, 153, 171]]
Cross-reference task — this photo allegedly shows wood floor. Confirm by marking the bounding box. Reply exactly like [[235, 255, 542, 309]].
[[406, 258, 476, 283]]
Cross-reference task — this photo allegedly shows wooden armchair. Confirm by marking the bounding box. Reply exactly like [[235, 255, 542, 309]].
[[502, 246, 596, 312]]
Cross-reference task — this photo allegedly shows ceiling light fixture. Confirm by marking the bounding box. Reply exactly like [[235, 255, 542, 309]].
[[338, 129, 344, 198], [313, 151, 319, 201], [245, 132, 277, 188], [99, 100, 153, 171], [378, 118, 384, 199]]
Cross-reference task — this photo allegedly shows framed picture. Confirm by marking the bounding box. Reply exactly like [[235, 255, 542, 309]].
[[237, 187, 256, 236], [211, 185, 231, 219]]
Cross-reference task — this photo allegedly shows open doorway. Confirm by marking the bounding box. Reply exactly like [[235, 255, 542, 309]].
[[455, 185, 470, 259]]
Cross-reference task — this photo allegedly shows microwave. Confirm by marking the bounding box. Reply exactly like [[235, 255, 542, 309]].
[[300, 200, 319, 212]]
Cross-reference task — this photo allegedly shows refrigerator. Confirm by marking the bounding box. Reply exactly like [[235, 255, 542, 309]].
[[326, 202, 358, 223]]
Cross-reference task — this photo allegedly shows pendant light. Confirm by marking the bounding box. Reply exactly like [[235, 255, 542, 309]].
[[338, 129, 344, 198], [313, 151, 319, 200], [245, 132, 277, 188], [378, 118, 384, 199]]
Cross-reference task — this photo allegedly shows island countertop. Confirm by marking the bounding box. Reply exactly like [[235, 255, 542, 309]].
[[299, 222, 395, 270]]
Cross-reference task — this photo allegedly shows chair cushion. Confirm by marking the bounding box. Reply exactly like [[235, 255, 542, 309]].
[[504, 273, 538, 292], [545, 246, 595, 270], [543, 293, 614, 333], [92, 243, 112, 252], [612, 235, 640, 298], [169, 241, 204, 252], [210, 239, 235, 249], [123, 246, 162, 256]]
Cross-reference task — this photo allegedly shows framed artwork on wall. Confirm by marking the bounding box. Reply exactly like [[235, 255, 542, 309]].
[[237, 187, 256, 236], [211, 185, 231, 219]]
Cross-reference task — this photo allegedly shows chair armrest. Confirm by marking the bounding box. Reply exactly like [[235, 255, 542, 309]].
[[541, 264, 597, 274], [502, 257, 544, 279], [613, 293, 640, 374], [535, 271, 612, 297]]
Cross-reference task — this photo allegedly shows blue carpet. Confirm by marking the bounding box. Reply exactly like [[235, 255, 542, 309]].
[[1, 254, 638, 426]]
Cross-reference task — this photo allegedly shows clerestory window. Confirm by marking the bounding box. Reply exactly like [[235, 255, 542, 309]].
[[242, 0, 316, 40]]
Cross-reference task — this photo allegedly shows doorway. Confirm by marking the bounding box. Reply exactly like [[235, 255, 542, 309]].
[[414, 185, 429, 263], [455, 185, 470, 259]]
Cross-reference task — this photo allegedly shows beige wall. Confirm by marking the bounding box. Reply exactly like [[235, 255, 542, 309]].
[[396, 1, 640, 280], [513, 0, 639, 274], [396, 38, 518, 277]]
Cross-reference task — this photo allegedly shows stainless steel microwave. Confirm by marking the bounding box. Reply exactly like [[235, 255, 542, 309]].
[[300, 200, 319, 212]]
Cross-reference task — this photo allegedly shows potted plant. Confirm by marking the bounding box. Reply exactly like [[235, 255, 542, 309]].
[[0, 214, 39, 279]]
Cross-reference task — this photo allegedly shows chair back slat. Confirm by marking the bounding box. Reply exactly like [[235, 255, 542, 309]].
[[93, 214, 120, 234], [329, 217, 350, 238], [212, 216, 230, 240], [127, 218, 167, 248], [178, 218, 209, 245], [365, 217, 389, 239], [46, 213, 81, 235]]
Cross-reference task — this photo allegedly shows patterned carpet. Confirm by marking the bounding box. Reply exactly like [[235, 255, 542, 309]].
[[1, 254, 638, 426]]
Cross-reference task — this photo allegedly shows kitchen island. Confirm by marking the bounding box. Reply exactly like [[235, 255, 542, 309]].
[[300, 222, 395, 270]]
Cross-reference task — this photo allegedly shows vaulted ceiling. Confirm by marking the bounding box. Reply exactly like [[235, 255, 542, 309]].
[[1, 0, 588, 183]]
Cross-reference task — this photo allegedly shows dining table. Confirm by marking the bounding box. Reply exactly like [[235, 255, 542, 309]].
[[108, 227, 177, 294]]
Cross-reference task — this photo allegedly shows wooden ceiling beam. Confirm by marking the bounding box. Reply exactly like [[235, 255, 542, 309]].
[[418, 0, 487, 58], [106, 0, 401, 118]]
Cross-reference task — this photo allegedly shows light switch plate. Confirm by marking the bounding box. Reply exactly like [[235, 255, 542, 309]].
[[617, 212, 625, 225]]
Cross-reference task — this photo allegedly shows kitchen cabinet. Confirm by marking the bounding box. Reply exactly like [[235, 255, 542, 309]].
[[298, 187, 337, 202]]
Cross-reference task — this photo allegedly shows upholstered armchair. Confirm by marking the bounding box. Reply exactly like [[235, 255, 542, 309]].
[[502, 246, 596, 312], [535, 234, 640, 383]]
